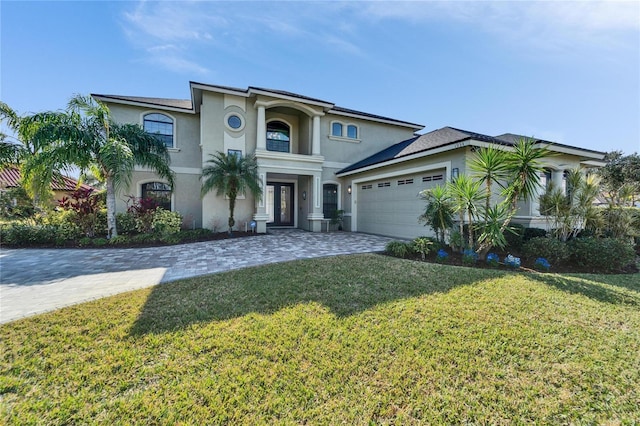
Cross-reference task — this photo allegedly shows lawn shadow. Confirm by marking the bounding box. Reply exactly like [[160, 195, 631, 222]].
[[529, 271, 640, 307], [129, 254, 505, 335]]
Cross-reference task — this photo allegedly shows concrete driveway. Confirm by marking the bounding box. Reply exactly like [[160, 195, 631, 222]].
[[0, 230, 393, 324]]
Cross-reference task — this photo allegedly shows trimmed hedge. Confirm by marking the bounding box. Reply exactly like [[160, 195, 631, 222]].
[[568, 237, 636, 272], [522, 237, 570, 265]]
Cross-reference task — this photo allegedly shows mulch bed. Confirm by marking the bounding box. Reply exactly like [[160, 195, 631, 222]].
[[388, 249, 639, 275]]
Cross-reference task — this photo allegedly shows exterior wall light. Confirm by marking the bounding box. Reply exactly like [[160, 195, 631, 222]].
[[452, 168, 459, 179], [347, 185, 352, 194], [302, 190, 307, 200]]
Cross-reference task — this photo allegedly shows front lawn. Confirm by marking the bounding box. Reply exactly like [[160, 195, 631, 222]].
[[2, 254, 639, 424]]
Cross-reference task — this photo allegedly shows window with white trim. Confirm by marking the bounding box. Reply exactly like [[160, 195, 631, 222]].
[[266, 121, 290, 153], [143, 113, 174, 148], [330, 121, 359, 141], [332, 122, 343, 137]]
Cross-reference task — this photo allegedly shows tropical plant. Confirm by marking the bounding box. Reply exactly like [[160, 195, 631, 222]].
[[419, 184, 454, 244], [539, 169, 602, 241], [412, 237, 435, 260], [447, 174, 482, 249], [201, 152, 262, 235], [469, 146, 509, 228], [14, 95, 174, 238], [475, 138, 551, 256], [597, 151, 640, 207]]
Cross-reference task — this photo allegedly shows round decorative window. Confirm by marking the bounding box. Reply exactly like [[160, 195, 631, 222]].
[[227, 114, 242, 130]]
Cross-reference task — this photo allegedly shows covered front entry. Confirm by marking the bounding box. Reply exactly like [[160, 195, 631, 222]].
[[266, 182, 295, 226]]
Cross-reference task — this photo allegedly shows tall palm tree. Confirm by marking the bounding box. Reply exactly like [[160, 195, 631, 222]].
[[19, 95, 174, 237], [447, 174, 482, 249], [201, 152, 262, 235]]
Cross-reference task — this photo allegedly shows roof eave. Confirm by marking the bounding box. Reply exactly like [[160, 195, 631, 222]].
[[91, 94, 195, 114]]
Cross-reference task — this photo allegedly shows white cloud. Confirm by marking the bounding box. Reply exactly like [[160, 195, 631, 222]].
[[360, 0, 640, 53]]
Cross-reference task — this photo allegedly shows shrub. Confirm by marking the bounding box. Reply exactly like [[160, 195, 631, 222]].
[[385, 241, 414, 258], [159, 234, 181, 245], [108, 235, 131, 245], [412, 237, 435, 260], [151, 208, 182, 236], [178, 229, 215, 242], [524, 227, 547, 241], [534, 257, 551, 272], [78, 237, 92, 247], [0, 187, 36, 219], [486, 252, 500, 267], [57, 188, 106, 237], [504, 223, 525, 250], [126, 196, 160, 234], [436, 249, 449, 263], [504, 254, 521, 269], [129, 233, 156, 245], [523, 237, 570, 265], [0, 223, 60, 246], [92, 238, 108, 246], [568, 237, 636, 272], [116, 212, 138, 235], [462, 248, 478, 265]]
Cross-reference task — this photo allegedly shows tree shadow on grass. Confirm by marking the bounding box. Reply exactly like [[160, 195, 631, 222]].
[[129, 254, 505, 335], [528, 271, 640, 307]]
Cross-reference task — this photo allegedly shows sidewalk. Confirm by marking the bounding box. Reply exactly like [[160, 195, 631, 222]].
[[0, 230, 393, 324]]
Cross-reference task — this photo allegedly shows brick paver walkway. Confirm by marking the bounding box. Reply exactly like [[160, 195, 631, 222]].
[[0, 230, 393, 323]]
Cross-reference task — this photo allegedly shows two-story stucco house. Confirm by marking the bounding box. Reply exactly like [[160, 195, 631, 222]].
[[93, 82, 606, 240]]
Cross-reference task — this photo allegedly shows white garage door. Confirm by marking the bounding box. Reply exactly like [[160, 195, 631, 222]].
[[356, 169, 446, 239]]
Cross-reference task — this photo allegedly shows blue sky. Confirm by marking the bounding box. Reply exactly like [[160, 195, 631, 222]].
[[2, 1, 639, 154]]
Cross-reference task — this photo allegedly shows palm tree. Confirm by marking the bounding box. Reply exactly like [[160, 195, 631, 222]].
[[419, 184, 454, 244], [475, 137, 551, 255], [19, 95, 174, 237], [469, 146, 509, 227], [201, 152, 262, 235], [447, 174, 482, 249]]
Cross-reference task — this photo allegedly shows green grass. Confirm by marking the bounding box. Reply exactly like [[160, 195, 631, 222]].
[[2, 254, 639, 424]]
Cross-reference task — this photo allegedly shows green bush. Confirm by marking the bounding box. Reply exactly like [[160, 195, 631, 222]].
[[412, 237, 435, 260], [151, 208, 182, 236], [109, 235, 131, 245], [524, 227, 547, 241], [504, 223, 525, 250], [568, 237, 636, 272], [385, 241, 414, 258], [78, 237, 92, 247], [92, 238, 108, 247], [129, 233, 156, 245], [522, 237, 570, 265], [0, 223, 60, 246], [178, 229, 214, 241], [116, 212, 138, 235]]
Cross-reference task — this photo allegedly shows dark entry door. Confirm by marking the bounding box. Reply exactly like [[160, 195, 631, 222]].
[[267, 182, 294, 226]]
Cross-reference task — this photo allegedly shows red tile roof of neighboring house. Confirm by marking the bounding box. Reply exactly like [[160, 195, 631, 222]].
[[0, 166, 93, 192]]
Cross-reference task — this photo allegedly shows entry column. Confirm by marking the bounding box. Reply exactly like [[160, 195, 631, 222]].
[[306, 172, 324, 232], [252, 167, 269, 233]]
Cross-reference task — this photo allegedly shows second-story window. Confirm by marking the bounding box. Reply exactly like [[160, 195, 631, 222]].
[[143, 113, 174, 148], [332, 122, 343, 137], [266, 121, 290, 153], [347, 124, 358, 139]]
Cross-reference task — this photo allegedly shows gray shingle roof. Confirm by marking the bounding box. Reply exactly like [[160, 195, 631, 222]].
[[337, 126, 506, 174], [495, 133, 606, 155], [92, 94, 193, 110]]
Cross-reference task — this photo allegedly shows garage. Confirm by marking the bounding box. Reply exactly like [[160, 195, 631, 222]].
[[355, 168, 446, 239]]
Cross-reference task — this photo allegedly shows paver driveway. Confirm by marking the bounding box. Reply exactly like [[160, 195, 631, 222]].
[[0, 230, 393, 323]]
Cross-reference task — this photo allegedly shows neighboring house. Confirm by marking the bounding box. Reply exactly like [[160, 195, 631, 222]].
[[92, 82, 605, 239], [0, 165, 93, 203]]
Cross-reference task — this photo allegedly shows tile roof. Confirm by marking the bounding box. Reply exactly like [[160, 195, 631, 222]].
[[0, 166, 93, 192], [92, 94, 193, 110], [337, 126, 505, 174]]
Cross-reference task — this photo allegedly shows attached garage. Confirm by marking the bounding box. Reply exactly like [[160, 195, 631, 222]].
[[355, 168, 446, 239]]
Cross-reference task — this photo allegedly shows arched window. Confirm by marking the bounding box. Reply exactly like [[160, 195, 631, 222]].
[[323, 183, 338, 218], [266, 121, 290, 153], [143, 113, 174, 148], [347, 124, 358, 139], [141, 182, 172, 211], [332, 122, 343, 137]]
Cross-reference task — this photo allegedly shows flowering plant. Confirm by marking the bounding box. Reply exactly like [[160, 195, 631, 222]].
[[436, 249, 449, 263], [462, 248, 478, 265], [534, 257, 551, 272], [504, 254, 521, 269], [486, 252, 499, 267]]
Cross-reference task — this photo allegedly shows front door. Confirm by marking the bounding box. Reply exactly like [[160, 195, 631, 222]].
[[266, 182, 294, 226]]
